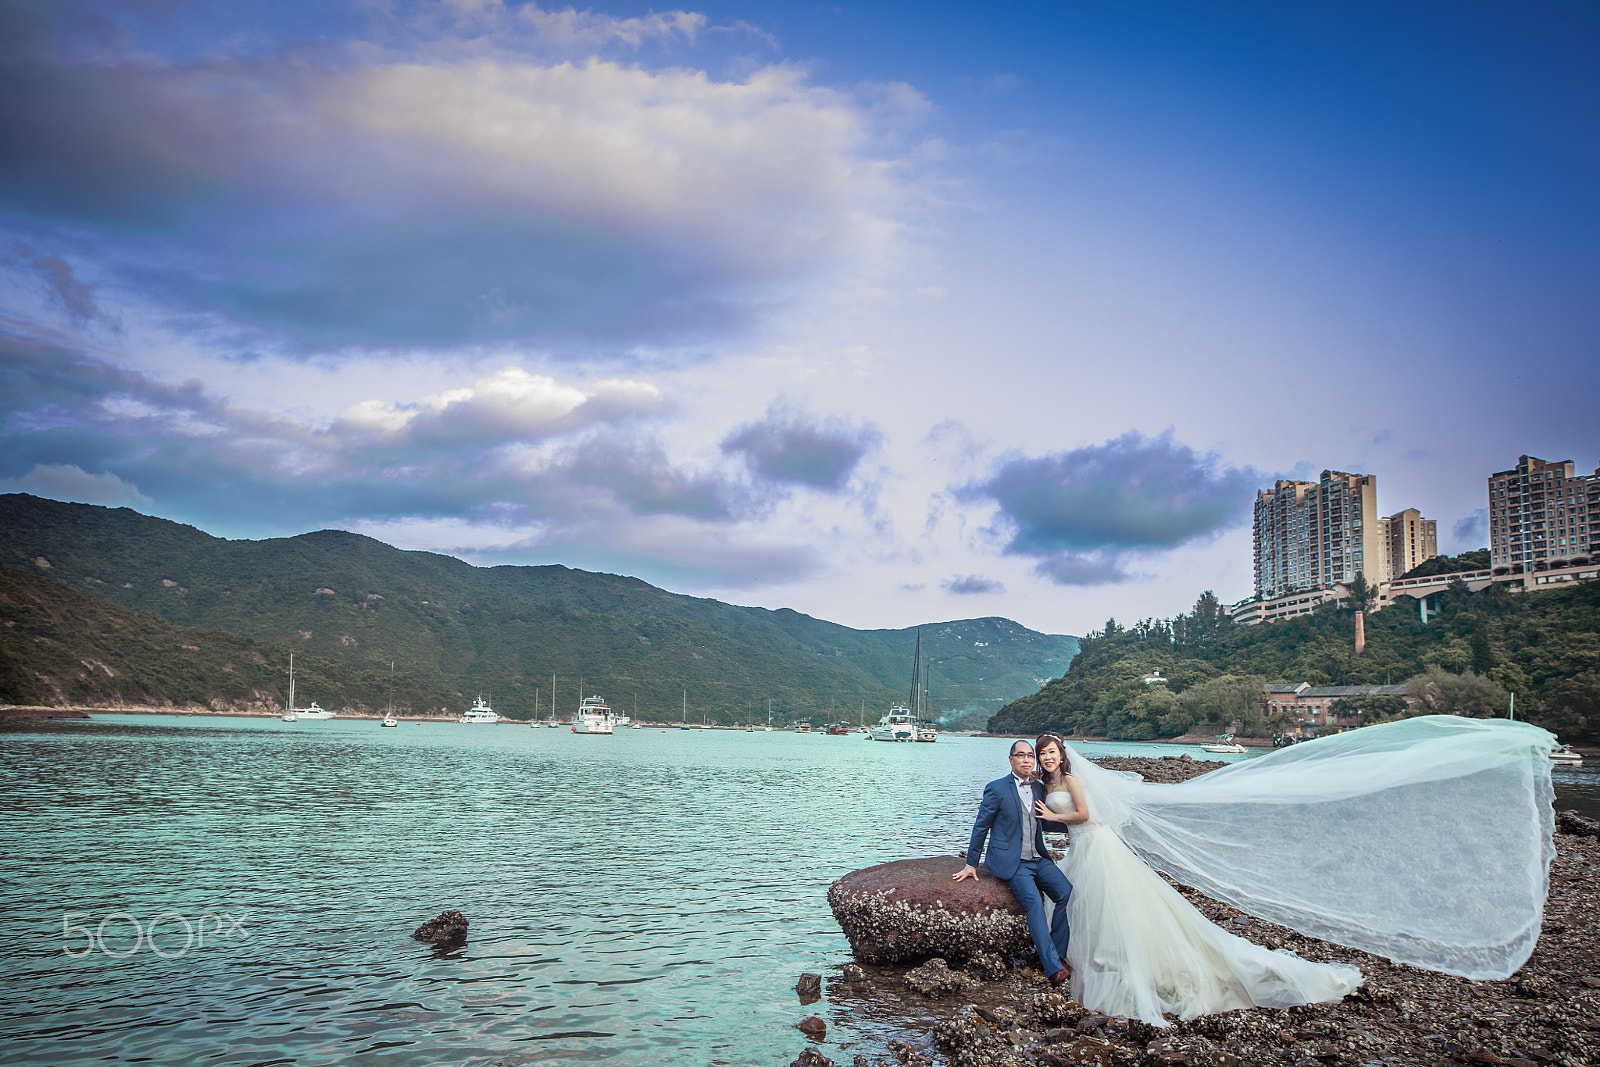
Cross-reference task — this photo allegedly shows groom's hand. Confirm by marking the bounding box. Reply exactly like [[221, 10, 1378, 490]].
[[952, 864, 978, 882]]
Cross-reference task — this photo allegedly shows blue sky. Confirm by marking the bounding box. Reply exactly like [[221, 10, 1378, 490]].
[[3, 0, 1597, 635]]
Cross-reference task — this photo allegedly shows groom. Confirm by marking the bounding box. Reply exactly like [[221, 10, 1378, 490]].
[[953, 740, 1073, 986]]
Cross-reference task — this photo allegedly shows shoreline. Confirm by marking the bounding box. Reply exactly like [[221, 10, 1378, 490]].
[[809, 758, 1600, 1067]]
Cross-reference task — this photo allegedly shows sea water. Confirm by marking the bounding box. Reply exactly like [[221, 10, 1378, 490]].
[[0, 716, 1591, 1066]]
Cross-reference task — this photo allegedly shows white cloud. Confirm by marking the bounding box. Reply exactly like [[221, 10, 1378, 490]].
[[0, 464, 153, 508]]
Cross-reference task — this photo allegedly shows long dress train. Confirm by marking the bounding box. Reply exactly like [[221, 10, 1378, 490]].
[[1046, 789, 1361, 1024], [1041, 715, 1556, 1027]]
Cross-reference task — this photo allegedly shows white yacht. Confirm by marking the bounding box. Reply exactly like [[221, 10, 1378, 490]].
[[284, 654, 335, 719], [572, 694, 615, 735], [381, 712, 399, 727], [916, 722, 938, 743], [459, 696, 500, 724], [1200, 735, 1247, 754], [1550, 744, 1584, 767], [869, 705, 916, 742]]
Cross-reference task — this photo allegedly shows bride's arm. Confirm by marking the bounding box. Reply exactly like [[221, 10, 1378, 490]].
[[1035, 775, 1089, 825]]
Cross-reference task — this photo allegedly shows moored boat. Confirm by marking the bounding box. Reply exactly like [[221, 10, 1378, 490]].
[[572, 694, 615, 735], [1550, 744, 1584, 767], [1200, 734, 1247, 754], [284, 655, 335, 719], [459, 696, 500, 724], [869, 706, 916, 742]]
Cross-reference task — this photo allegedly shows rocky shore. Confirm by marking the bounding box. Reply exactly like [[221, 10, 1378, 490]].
[[0, 704, 90, 720], [801, 756, 1600, 1067]]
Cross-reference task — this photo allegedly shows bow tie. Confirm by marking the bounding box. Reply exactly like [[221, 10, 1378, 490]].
[[1015, 778, 1034, 788]]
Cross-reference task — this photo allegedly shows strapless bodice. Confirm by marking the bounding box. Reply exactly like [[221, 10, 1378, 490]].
[[1044, 790, 1075, 814]]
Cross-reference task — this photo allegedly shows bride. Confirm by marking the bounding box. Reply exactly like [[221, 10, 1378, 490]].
[[1029, 715, 1556, 1027]]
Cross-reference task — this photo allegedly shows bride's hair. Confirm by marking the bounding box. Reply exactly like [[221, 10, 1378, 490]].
[[1034, 732, 1071, 784]]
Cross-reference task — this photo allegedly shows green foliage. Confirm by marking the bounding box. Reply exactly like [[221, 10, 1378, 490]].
[[1329, 694, 1407, 723], [1404, 664, 1510, 717], [1400, 549, 1491, 580], [0, 495, 1078, 722], [991, 576, 1600, 743]]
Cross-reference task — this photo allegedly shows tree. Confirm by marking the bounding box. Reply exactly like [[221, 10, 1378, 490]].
[[1329, 694, 1408, 724], [1470, 620, 1495, 675], [1404, 665, 1510, 718], [1540, 672, 1599, 743], [1347, 574, 1375, 614]]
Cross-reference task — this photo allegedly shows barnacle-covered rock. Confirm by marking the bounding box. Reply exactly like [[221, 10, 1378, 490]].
[[827, 856, 1032, 965], [1556, 810, 1597, 837], [411, 909, 468, 945], [964, 951, 1009, 982], [904, 957, 980, 998], [1024, 991, 1087, 1027]]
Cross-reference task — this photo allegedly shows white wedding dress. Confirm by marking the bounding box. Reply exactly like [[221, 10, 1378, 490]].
[[1046, 788, 1361, 1024], [1040, 715, 1556, 1028]]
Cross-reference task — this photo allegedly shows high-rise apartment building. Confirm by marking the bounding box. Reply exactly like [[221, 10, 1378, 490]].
[[1487, 456, 1599, 569], [1380, 508, 1438, 581], [1253, 470, 1384, 600]]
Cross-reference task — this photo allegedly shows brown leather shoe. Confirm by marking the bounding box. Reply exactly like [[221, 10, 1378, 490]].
[[1049, 966, 1071, 987]]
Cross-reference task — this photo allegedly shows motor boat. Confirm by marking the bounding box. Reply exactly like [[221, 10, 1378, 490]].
[[1200, 735, 1247, 754], [869, 706, 915, 742], [572, 694, 615, 735], [459, 696, 500, 724], [1550, 744, 1584, 767]]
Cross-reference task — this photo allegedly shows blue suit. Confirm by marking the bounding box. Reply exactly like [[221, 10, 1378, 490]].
[[966, 775, 1073, 974]]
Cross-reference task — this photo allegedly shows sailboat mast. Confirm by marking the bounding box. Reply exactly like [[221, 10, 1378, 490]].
[[288, 652, 295, 711], [908, 629, 921, 714]]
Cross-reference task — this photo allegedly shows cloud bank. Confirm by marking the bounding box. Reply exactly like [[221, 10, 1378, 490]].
[[960, 430, 1258, 585], [0, 4, 918, 353], [0, 324, 804, 579]]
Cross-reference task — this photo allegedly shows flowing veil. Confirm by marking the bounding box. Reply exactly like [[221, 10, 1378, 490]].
[[1064, 715, 1556, 980]]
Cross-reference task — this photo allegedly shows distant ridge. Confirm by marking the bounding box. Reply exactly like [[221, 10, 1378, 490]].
[[0, 495, 1078, 722]]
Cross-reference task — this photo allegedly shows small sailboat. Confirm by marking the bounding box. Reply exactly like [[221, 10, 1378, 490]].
[[381, 662, 398, 725], [679, 690, 692, 730]]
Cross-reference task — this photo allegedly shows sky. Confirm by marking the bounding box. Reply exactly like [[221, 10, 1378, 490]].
[[2, 0, 1597, 637]]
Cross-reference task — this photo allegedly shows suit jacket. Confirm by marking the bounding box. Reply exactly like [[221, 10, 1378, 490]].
[[966, 775, 1055, 880]]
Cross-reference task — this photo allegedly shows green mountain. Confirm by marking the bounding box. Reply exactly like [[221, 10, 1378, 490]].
[[0, 561, 448, 712], [0, 494, 1077, 722]]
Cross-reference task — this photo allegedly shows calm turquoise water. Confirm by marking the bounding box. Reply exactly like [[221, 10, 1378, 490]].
[[0, 717, 1591, 1067]]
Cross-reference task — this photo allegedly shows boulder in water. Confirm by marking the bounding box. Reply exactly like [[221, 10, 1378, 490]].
[[826, 856, 1031, 965], [412, 909, 469, 945]]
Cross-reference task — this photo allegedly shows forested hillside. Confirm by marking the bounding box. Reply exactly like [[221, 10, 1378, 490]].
[[991, 581, 1600, 743], [0, 562, 441, 712], [0, 495, 1077, 722]]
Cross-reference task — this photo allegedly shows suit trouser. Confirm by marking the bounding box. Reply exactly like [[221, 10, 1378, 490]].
[[1004, 857, 1072, 973]]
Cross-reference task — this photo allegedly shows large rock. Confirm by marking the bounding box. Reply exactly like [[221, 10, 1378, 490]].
[[827, 856, 1032, 965], [412, 909, 469, 945]]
